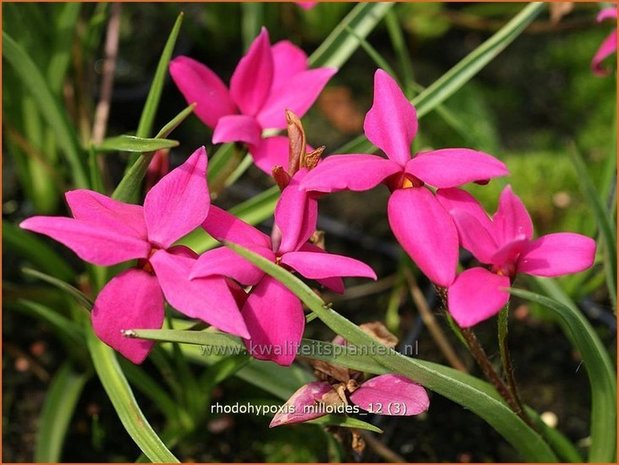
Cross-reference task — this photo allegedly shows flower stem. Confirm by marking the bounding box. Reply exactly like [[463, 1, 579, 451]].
[[435, 285, 534, 428], [498, 306, 532, 427]]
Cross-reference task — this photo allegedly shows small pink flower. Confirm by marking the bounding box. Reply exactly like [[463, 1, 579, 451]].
[[438, 186, 596, 327], [20, 147, 249, 363], [297, 2, 317, 10], [270, 374, 429, 427], [169, 28, 336, 173], [301, 69, 508, 287], [191, 199, 376, 366], [592, 7, 617, 76]]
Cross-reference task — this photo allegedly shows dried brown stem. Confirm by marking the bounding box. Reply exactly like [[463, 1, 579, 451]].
[[404, 269, 468, 372], [91, 3, 121, 144]]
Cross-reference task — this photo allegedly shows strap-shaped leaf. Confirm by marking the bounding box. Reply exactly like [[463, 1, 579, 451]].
[[511, 285, 616, 462]]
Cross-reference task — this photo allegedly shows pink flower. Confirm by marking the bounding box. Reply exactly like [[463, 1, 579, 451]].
[[296, 2, 317, 10], [20, 147, 249, 363], [191, 201, 377, 366], [270, 374, 429, 427], [301, 69, 508, 287], [438, 186, 596, 327], [169, 28, 336, 173], [592, 8, 617, 76]]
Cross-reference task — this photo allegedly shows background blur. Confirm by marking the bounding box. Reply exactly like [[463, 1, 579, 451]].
[[3, 2, 616, 462]]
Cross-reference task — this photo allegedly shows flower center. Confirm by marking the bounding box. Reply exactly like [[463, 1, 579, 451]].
[[137, 247, 159, 274]]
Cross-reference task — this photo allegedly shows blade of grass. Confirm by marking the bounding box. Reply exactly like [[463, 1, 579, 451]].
[[309, 415, 383, 434], [3, 31, 89, 188], [87, 328, 180, 462], [568, 142, 617, 309], [135, 12, 184, 139], [309, 2, 394, 69], [22, 267, 93, 310], [94, 135, 178, 153], [35, 363, 89, 462], [510, 286, 616, 462], [113, 104, 195, 202]]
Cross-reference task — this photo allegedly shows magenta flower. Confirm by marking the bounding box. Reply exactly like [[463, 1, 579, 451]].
[[270, 374, 429, 427], [592, 7, 617, 76], [191, 203, 376, 366], [20, 147, 249, 363], [438, 186, 596, 327], [301, 69, 508, 286], [297, 2, 317, 10], [169, 28, 336, 173]]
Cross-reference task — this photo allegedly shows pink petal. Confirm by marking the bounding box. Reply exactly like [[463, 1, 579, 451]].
[[447, 267, 510, 327], [144, 146, 209, 248], [490, 236, 528, 270], [299, 154, 402, 193], [406, 149, 508, 188], [351, 374, 429, 416], [202, 205, 271, 248], [256, 67, 337, 130], [270, 41, 309, 90], [270, 381, 333, 427], [592, 30, 617, 76], [230, 28, 273, 116], [297, 2, 317, 11], [190, 244, 274, 285], [65, 189, 147, 240], [150, 249, 249, 339], [274, 176, 318, 253], [492, 185, 533, 245], [298, 243, 346, 293], [20, 216, 150, 266], [518, 232, 596, 277], [281, 251, 376, 280], [387, 188, 458, 287], [242, 276, 305, 366], [169, 56, 236, 128], [436, 188, 494, 233], [449, 209, 498, 264], [597, 8, 617, 22], [212, 114, 262, 146], [249, 136, 292, 174], [92, 268, 164, 364], [363, 69, 417, 166]]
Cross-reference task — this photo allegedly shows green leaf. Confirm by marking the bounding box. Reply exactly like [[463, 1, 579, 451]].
[[113, 104, 195, 202], [308, 415, 383, 434], [568, 143, 617, 309], [3, 31, 89, 187], [203, 353, 251, 388], [11, 299, 84, 349], [335, 2, 546, 154], [47, 3, 81, 93], [135, 12, 184, 139], [22, 267, 93, 310], [222, 242, 558, 462], [94, 135, 178, 153], [119, 360, 181, 423], [35, 363, 89, 462], [87, 328, 179, 462], [4, 221, 75, 281], [309, 2, 394, 69], [511, 286, 616, 462]]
